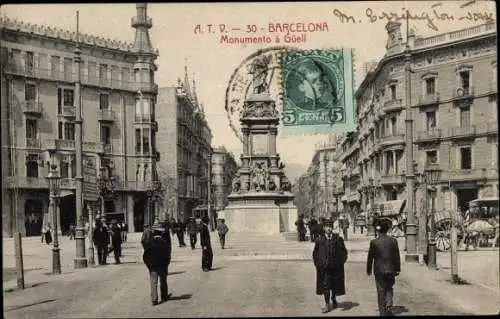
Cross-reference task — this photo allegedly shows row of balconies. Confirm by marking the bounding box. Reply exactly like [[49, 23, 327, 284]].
[[5, 175, 155, 192], [22, 100, 118, 123], [4, 64, 158, 93], [346, 167, 498, 188], [360, 86, 488, 124], [22, 138, 112, 154], [354, 123, 497, 159]]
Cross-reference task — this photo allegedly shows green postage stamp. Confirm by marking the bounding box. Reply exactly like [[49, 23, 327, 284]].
[[281, 48, 356, 135]]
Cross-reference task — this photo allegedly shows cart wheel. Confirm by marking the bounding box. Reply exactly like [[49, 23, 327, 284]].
[[436, 231, 451, 251]]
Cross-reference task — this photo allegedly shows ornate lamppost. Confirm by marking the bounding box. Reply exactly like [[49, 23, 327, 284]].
[[367, 177, 376, 236], [424, 164, 441, 269], [98, 161, 116, 223], [46, 159, 62, 275], [146, 180, 164, 226]]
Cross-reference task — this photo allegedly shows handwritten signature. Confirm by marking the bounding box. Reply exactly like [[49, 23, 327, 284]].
[[332, 1, 495, 31]]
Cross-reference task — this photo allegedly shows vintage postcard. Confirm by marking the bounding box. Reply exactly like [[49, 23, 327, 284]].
[[1, 1, 498, 318]]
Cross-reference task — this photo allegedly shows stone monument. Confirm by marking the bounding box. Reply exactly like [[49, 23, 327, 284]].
[[221, 55, 297, 234]]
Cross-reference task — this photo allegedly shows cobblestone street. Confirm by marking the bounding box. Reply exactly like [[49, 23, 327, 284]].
[[3, 230, 499, 317]]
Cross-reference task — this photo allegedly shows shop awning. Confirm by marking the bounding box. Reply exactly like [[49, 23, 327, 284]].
[[341, 195, 348, 202], [347, 193, 360, 203], [376, 200, 406, 217], [193, 204, 208, 211]]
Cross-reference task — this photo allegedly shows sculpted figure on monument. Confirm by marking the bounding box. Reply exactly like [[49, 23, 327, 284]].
[[251, 162, 268, 192], [268, 178, 277, 192], [241, 100, 279, 118], [232, 174, 241, 193], [280, 176, 292, 192], [248, 54, 271, 94]]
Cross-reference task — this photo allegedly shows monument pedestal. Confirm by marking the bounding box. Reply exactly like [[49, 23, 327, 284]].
[[222, 192, 297, 235]]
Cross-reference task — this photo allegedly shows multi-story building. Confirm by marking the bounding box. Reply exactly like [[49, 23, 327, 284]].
[[1, 4, 160, 237], [211, 146, 238, 218], [155, 69, 213, 222], [297, 134, 344, 219], [340, 21, 497, 221]]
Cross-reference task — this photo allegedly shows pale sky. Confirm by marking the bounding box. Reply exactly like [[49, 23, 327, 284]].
[[1, 1, 496, 177]]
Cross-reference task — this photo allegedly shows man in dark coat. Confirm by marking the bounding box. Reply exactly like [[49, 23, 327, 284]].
[[366, 218, 401, 316], [200, 215, 213, 272], [308, 216, 319, 242], [142, 221, 172, 306], [110, 222, 122, 264], [295, 214, 307, 241], [186, 217, 199, 249], [93, 220, 110, 265], [313, 219, 348, 313]]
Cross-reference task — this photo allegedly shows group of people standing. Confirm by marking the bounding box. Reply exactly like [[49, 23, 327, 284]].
[[295, 214, 350, 242], [311, 216, 401, 316], [141, 215, 230, 306], [92, 219, 125, 265]]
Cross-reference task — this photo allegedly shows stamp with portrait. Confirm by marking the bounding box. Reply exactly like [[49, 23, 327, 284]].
[[281, 48, 356, 135]]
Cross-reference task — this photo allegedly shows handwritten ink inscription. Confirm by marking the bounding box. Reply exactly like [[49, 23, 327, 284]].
[[332, 1, 495, 31]]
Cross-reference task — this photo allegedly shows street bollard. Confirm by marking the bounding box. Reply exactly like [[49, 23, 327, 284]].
[[14, 232, 25, 289], [450, 224, 459, 284]]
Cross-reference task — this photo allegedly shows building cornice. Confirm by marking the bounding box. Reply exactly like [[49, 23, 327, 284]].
[[0, 17, 159, 55]]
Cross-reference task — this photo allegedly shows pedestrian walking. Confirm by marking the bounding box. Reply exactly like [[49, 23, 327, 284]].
[[142, 221, 172, 306], [366, 218, 401, 316], [69, 224, 76, 240], [41, 224, 46, 243], [295, 214, 307, 241], [44, 224, 53, 245], [110, 222, 122, 264], [313, 219, 348, 313], [186, 217, 198, 249], [121, 222, 128, 242], [200, 215, 213, 272], [177, 218, 186, 247], [93, 220, 110, 265], [216, 219, 229, 249]]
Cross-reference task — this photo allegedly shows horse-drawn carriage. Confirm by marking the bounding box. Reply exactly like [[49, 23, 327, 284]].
[[433, 197, 499, 251], [374, 200, 407, 238]]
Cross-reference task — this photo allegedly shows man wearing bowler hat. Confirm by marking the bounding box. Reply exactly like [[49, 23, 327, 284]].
[[366, 217, 401, 316], [313, 219, 348, 313]]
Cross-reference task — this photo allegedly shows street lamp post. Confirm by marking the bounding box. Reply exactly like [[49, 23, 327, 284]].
[[87, 204, 95, 266], [367, 178, 376, 236], [47, 162, 62, 275], [147, 181, 164, 226], [98, 160, 116, 225], [424, 165, 441, 270]]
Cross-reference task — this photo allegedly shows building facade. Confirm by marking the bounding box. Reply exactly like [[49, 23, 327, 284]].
[[1, 4, 160, 237], [211, 146, 238, 217], [295, 134, 344, 219], [155, 70, 213, 222], [340, 21, 497, 222]]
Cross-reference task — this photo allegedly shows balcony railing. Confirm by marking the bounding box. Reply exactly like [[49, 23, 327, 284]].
[[378, 133, 405, 147], [56, 139, 76, 150], [3, 64, 141, 93], [380, 174, 405, 185], [452, 87, 475, 101], [58, 106, 76, 117], [125, 180, 151, 192], [22, 100, 43, 115], [134, 115, 154, 124], [131, 82, 158, 93], [415, 128, 442, 142], [60, 178, 76, 189], [25, 138, 41, 149], [441, 168, 487, 183], [83, 141, 104, 154], [382, 99, 403, 112], [449, 125, 476, 139], [97, 109, 116, 122], [417, 92, 440, 106], [6, 176, 49, 189], [131, 16, 153, 28]]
